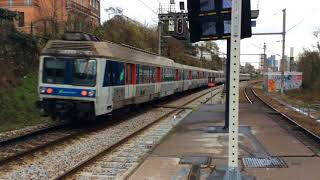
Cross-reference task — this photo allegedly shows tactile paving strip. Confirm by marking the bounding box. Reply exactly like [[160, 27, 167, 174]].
[[242, 157, 288, 168]]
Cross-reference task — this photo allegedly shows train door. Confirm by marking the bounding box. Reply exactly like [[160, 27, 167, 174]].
[[125, 63, 136, 99], [155, 67, 161, 95]]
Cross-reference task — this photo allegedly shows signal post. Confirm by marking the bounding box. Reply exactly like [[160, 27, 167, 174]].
[[186, 1, 257, 179]]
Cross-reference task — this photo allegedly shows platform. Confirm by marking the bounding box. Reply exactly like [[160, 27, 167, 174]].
[[128, 104, 320, 180]]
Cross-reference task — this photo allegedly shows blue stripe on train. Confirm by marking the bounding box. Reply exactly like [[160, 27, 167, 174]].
[[40, 87, 96, 98]]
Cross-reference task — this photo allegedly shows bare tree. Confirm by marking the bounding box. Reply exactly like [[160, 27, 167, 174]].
[[35, 0, 63, 37], [313, 27, 320, 52]]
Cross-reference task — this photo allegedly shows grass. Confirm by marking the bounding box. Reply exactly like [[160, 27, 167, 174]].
[[282, 89, 320, 107], [0, 72, 51, 133]]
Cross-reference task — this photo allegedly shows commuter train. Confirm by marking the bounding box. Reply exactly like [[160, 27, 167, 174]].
[[37, 33, 250, 120]]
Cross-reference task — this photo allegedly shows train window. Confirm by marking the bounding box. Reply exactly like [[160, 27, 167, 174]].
[[43, 57, 97, 86], [72, 59, 97, 86], [103, 60, 125, 86], [43, 57, 66, 84], [192, 71, 197, 79], [137, 65, 150, 84], [150, 66, 156, 83]]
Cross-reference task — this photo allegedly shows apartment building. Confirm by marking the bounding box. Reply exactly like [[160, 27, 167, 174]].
[[0, 0, 100, 34]]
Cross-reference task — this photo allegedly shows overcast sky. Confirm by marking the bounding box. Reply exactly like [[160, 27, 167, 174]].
[[101, 0, 320, 68]]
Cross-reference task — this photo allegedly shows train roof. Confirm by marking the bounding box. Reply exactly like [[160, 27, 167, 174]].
[[41, 40, 220, 73]]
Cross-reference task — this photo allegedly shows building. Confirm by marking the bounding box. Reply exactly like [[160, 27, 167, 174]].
[[0, 0, 100, 35], [267, 55, 279, 72], [196, 47, 212, 61]]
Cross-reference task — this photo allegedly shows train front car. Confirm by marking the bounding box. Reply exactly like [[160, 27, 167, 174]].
[[37, 37, 101, 121]]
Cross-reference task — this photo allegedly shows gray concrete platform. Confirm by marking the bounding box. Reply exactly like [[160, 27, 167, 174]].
[[128, 104, 320, 180]]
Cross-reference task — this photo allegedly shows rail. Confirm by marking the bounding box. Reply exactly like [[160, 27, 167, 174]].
[[251, 88, 320, 142], [55, 86, 223, 179]]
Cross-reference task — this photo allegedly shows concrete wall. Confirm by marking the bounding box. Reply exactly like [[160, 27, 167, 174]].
[[264, 72, 303, 92]]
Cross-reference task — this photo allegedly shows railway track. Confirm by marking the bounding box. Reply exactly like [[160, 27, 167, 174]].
[[0, 87, 218, 168], [0, 123, 75, 165], [0, 87, 222, 179], [244, 83, 320, 156], [54, 87, 223, 179]]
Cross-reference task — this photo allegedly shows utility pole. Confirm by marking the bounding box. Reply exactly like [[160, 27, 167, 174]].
[[280, 9, 286, 94], [224, 39, 231, 130], [158, 21, 162, 56]]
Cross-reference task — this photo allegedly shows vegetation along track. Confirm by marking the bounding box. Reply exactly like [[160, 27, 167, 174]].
[[55, 87, 223, 179], [245, 83, 320, 156]]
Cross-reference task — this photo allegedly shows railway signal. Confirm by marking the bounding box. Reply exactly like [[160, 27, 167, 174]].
[[176, 18, 184, 35]]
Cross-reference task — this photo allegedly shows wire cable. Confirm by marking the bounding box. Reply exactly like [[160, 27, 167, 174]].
[[135, 0, 159, 15]]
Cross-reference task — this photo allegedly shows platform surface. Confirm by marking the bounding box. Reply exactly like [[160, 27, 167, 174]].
[[129, 104, 320, 180]]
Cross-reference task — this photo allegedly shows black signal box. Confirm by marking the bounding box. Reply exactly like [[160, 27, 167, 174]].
[[188, 0, 252, 43]]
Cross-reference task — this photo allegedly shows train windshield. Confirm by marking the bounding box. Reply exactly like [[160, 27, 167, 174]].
[[43, 57, 97, 87]]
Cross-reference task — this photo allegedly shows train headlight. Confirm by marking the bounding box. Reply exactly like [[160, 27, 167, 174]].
[[88, 91, 95, 97], [81, 90, 88, 96], [46, 88, 54, 94]]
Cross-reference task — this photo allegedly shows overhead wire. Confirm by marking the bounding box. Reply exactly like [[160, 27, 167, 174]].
[[135, 0, 159, 15], [286, 8, 318, 33]]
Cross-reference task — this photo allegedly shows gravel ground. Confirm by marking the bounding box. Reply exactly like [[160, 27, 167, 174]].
[[254, 87, 320, 137], [68, 87, 224, 180], [0, 88, 215, 180], [70, 109, 192, 180]]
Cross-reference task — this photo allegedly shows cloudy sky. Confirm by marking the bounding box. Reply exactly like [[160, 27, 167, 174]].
[[100, 0, 320, 68]]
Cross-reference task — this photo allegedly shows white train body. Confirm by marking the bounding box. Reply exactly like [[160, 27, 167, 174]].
[[37, 39, 250, 120]]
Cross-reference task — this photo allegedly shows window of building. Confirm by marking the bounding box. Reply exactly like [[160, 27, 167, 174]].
[[25, 0, 32, 6], [18, 12, 25, 27], [8, 0, 13, 7]]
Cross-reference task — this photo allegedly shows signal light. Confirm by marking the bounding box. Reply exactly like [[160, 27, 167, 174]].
[[46, 88, 53, 94], [177, 18, 184, 35], [81, 90, 88, 96]]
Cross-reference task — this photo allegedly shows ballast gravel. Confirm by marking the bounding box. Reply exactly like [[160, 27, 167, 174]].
[[0, 108, 172, 179], [0, 88, 221, 180]]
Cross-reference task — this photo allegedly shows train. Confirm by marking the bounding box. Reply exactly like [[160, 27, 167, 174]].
[[37, 32, 250, 120]]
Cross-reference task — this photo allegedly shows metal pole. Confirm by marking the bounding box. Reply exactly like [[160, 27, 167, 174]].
[[158, 21, 162, 56], [263, 42, 267, 73], [224, 39, 231, 130], [281, 9, 286, 94], [211, 87, 213, 104], [224, 0, 242, 179]]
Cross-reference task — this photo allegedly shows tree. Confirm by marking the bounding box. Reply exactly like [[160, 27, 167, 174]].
[[105, 7, 123, 19], [244, 63, 255, 74], [313, 27, 320, 52], [36, 0, 63, 37], [297, 50, 320, 90]]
